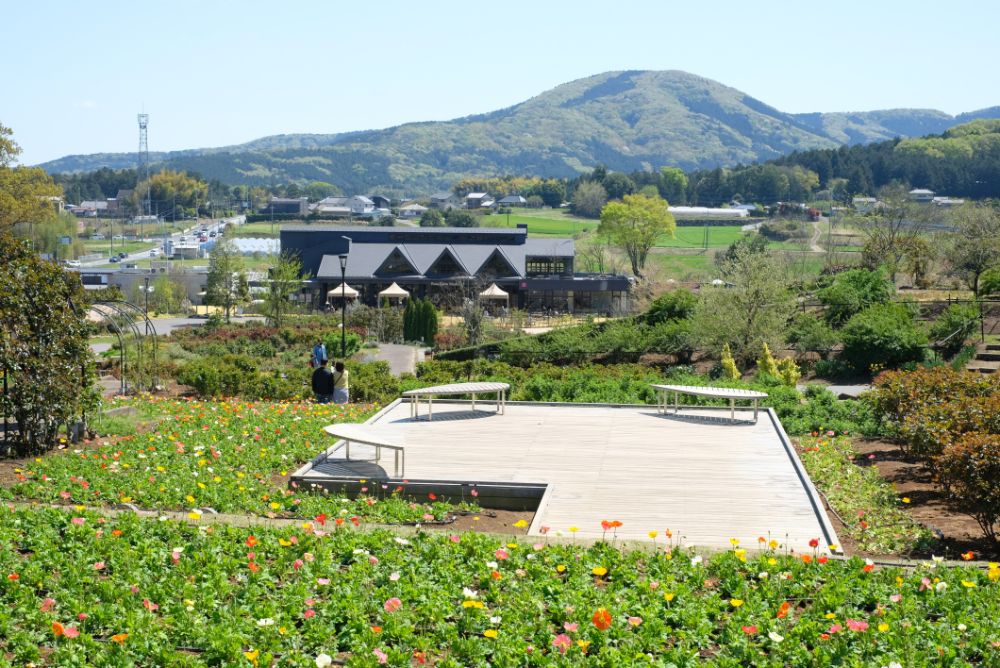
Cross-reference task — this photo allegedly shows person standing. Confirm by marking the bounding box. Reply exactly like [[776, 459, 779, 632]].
[[311, 358, 334, 403], [332, 361, 350, 404], [311, 340, 327, 368]]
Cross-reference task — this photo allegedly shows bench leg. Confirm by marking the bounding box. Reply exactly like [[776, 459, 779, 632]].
[[472, 393, 476, 412], [730, 398, 735, 421], [428, 396, 432, 421], [753, 399, 758, 423], [345, 438, 351, 461]]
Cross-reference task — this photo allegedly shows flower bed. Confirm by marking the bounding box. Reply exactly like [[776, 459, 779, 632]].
[[0, 399, 468, 524], [798, 434, 935, 554], [1, 507, 999, 666]]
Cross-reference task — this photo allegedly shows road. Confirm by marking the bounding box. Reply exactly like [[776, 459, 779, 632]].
[[79, 215, 245, 267]]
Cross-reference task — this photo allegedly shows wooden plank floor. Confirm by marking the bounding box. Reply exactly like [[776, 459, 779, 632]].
[[306, 401, 839, 553]]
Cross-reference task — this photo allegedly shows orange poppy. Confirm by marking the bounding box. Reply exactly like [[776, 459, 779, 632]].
[[776, 601, 791, 619], [592, 607, 612, 631], [52, 622, 65, 637]]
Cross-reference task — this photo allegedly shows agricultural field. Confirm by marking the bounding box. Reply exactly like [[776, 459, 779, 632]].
[[654, 224, 747, 249], [484, 209, 598, 237]]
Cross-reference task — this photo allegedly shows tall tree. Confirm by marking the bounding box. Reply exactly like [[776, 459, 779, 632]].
[[692, 244, 796, 366], [598, 193, 675, 277], [571, 181, 608, 218], [602, 172, 636, 200], [136, 170, 207, 219], [263, 252, 306, 327], [946, 203, 1000, 295], [857, 186, 932, 283], [0, 123, 61, 230], [658, 167, 688, 204], [205, 238, 247, 323]]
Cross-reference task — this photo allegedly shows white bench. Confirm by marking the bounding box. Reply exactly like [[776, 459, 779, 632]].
[[322, 424, 406, 477], [401, 382, 510, 421], [650, 384, 769, 423]]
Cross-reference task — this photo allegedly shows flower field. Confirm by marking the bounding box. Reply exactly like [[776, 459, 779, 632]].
[[2, 507, 999, 666], [0, 399, 467, 524]]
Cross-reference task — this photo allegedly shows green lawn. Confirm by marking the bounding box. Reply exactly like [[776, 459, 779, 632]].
[[645, 252, 714, 280], [484, 209, 598, 237], [92, 256, 278, 271], [80, 240, 155, 257], [655, 224, 747, 248]]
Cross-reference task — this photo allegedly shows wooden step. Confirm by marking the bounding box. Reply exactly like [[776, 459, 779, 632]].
[[966, 362, 1000, 374], [986, 343, 1000, 352], [977, 350, 1000, 361]]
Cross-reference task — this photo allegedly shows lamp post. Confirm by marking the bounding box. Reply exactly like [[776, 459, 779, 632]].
[[338, 236, 351, 358], [141, 276, 154, 334]]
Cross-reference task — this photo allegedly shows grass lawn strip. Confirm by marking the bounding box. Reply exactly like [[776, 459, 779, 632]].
[[1, 507, 998, 666]]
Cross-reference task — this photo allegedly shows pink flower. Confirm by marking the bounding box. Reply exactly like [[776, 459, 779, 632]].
[[373, 649, 388, 664], [304, 552, 315, 562], [448, 535, 461, 543], [71, 517, 85, 526], [64, 626, 80, 638], [143, 599, 159, 612], [130, 585, 139, 594], [383, 597, 402, 613], [305, 598, 316, 606], [889, 594, 901, 603], [563, 622, 578, 632], [93, 562, 105, 571], [828, 624, 843, 634], [470, 489, 479, 497], [552, 633, 572, 654], [59, 491, 71, 499], [293, 559, 303, 570], [741, 625, 758, 635], [846, 619, 869, 632], [919, 577, 932, 591], [40, 598, 56, 613], [317, 578, 330, 586], [422, 513, 434, 521], [368, 556, 379, 565], [495, 548, 509, 560], [77, 613, 87, 621], [628, 616, 643, 627], [533, 543, 545, 551], [304, 609, 315, 619]]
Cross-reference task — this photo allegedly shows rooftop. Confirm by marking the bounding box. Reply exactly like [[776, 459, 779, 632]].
[[293, 400, 839, 553]]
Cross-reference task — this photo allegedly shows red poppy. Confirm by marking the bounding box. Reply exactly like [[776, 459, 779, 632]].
[[801, 554, 813, 564], [248, 562, 260, 573], [315, 513, 327, 526], [592, 607, 612, 631], [741, 625, 757, 635], [776, 601, 791, 619], [809, 538, 820, 548], [601, 520, 612, 531], [245, 536, 258, 548], [961, 551, 975, 561], [428, 492, 437, 501]]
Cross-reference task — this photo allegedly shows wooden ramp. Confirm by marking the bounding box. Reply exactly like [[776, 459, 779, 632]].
[[294, 400, 839, 553]]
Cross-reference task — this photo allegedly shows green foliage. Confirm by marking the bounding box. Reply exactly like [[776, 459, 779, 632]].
[[938, 433, 1000, 541], [175, 354, 304, 400], [644, 289, 697, 324], [929, 303, 980, 357], [720, 344, 740, 381], [420, 300, 438, 346], [786, 312, 839, 359], [840, 303, 928, 373], [347, 361, 400, 405], [598, 193, 675, 276], [443, 209, 477, 228], [136, 169, 207, 217], [262, 252, 306, 328], [322, 331, 362, 360], [0, 233, 95, 455], [817, 268, 895, 325], [0, 124, 61, 229], [756, 343, 779, 377], [418, 208, 444, 227], [570, 180, 607, 218], [601, 172, 635, 200], [980, 266, 1000, 296], [204, 237, 248, 323], [776, 357, 801, 387]]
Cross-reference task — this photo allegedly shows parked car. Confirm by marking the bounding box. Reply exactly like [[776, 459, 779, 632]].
[[149, 248, 159, 257], [90, 234, 105, 240], [209, 231, 217, 237], [63, 259, 81, 268], [118, 252, 128, 259], [109, 256, 120, 263]]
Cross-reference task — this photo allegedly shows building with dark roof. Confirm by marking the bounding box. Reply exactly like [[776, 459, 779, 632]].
[[280, 225, 631, 313]]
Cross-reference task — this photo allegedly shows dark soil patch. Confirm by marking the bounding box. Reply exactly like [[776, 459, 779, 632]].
[[441, 509, 533, 535], [853, 438, 1000, 560]]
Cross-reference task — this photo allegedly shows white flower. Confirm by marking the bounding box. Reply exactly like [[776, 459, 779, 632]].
[[490, 616, 502, 624], [389, 572, 401, 582], [880, 663, 903, 668], [486, 561, 498, 569], [865, 558, 875, 567], [691, 555, 703, 566], [394, 537, 410, 546], [935, 581, 948, 593], [315, 654, 333, 668], [768, 631, 784, 643], [957, 623, 967, 632], [757, 571, 769, 579], [158, 516, 168, 522], [352, 549, 368, 555], [463, 587, 479, 599], [171, 547, 184, 553], [257, 618, 275, 627]]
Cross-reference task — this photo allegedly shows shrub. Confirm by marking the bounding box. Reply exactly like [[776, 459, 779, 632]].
[[929, 303, 980, 357], [979, 266, 1000, 296], [776, 357, 801, 387], [756, 343, 779, 377], [348, 361, 400, 404], [786, 312, 839, 359], [644, 289, 696, 324], [839, 303, 928, 372], [817, 268, 895, 325], [720, 344, 740, 380], [322, 331, 362, 360], [937, 432, 1000, 541]]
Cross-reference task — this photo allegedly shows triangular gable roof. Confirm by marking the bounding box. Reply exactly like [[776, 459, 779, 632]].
[[425, 245, 470, 277], [374, 245, 419, 276], [475, 246, 520, 277]]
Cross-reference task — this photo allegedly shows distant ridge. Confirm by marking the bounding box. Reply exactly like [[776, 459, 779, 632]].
[[37, 70, 1000, 194]]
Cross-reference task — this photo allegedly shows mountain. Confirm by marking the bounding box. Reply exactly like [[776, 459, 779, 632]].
[[37, 70, 1000, 194]]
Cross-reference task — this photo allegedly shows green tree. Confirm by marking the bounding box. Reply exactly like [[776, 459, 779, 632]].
[[0, 233, 95, 455], [538, 179, 566, 208], [946, 203, 1000, 295], [693, 244, 796, 365], [419, 209, 445, 227], [857, 186, 932, 283], [817, 268, 895, 325], [129, 275, 186, 315], [840, 303, 928, 372], [0, 123, 61, 231], [602, 172, 635, 200], [571, 181, 607, 218], [205, 238, 247, 323], [263, 252, 306, 327], [305, 181, 341, 201], [659, 167, 688, 205], [445, 210, 477, 228], [598, 193, 675, 277], [136, 170, 207, 218]]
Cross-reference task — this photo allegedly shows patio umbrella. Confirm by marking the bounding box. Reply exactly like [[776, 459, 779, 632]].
[[378, 282, 410, 299], [326, 283, 359, 300]]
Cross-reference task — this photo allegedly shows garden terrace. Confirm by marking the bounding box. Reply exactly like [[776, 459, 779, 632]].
[[293, 400, 840, 554]]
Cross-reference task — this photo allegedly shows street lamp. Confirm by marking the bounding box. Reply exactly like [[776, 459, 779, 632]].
[[338, 236, 351, 358], [141, 276, 154, 334]]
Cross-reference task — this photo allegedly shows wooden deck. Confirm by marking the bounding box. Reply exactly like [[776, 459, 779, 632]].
[[294, 400, 840, 553]]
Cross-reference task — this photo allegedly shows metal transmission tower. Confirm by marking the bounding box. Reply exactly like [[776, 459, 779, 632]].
[[137, 113, 150, 216]]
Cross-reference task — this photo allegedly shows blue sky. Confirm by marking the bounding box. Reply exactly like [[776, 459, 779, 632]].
[[5, 0, 999, 165]]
